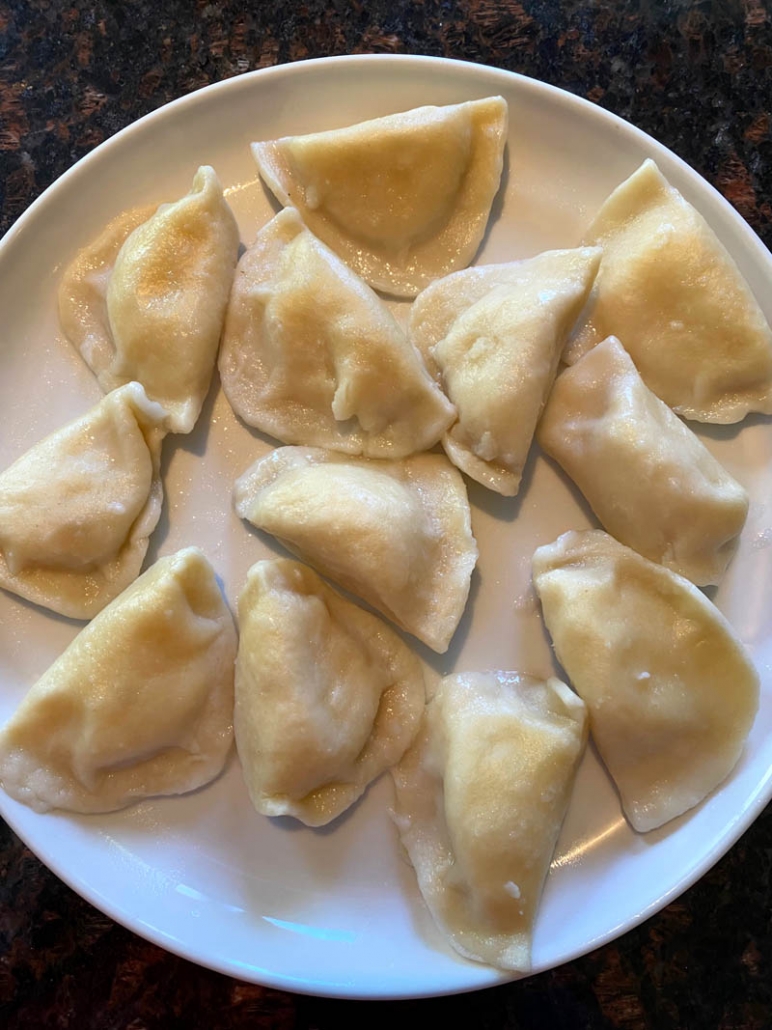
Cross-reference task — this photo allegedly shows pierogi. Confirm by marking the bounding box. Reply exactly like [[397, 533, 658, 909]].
[[219, 208, 455, 457], [59, 166, 240, 433], [532, 530, 759, 833], [0, 548, 237, 814], [414, 248, 601, 495], [7, 87, 767, 984], [233, 446, 478, 654], [409, 259, 551, 380], [57, 203, 156, 366], [235, 559, 429, 826], [251, 97, 508, 297], [538, 336, 749, 585], [568, 159, 772, 422], [391, 672, 587, 972], [0, 382, 168, 619]]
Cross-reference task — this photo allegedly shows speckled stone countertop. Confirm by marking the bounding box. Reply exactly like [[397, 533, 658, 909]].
[[1, 1, 771, 1027]]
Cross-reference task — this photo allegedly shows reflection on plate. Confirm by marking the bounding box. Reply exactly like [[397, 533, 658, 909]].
[[0, 55, 771, 1000]]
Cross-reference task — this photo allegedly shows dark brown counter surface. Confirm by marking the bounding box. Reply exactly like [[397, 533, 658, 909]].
[[1, 2, 771, 1027]]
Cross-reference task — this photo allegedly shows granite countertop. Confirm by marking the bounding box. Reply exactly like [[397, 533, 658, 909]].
[[1, 1, 771, 1027]]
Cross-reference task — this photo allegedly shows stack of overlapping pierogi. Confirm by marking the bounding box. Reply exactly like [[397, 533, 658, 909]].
[[0, 94, 768, 975]]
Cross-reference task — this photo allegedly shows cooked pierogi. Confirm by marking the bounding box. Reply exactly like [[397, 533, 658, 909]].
[[59, 166, 240, 433], [219, 208, 455, 457], [569, 159, 772, 422], [0, 382, 168, 619], [251, 97, 508, 297], [0, 548, 237, 814], [235, 559, 428, 826], [233, 447, 478, 653], [58, 203, 157, 369], [416, 248, 601, 495], [538, 337, 749, 585], [532, 530, 759, 832], [392, 672, 587, 972], [409, 259, 545, 380]]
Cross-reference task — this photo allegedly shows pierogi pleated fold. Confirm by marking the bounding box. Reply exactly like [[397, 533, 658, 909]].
[[410, 248, 601, 495], [0, 382, 168, 618], [219, 208, 455, 457], [391, 671, 588, 972], [568, 159, 772, 423], [59, 166, 240, 433], [538, 336, 749, 585], [532, 530, 759, 833], [234, 559, 429, 826], [233, 446, 478, 654], [0, 548, 237, 814], [251, 97, 508, 297]]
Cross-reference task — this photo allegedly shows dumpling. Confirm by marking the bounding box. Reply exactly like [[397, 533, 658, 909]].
[[251, 97, 508, 297], [569, 159, 772, 422], [57, 204, 157, 373], [0, 548, 237, 814], [391, 672, 587, 972], [0, 382, 168, 619], [537, 336, 749, 586], [413, 248, 601, 495], [218, 208, 455, 457], [532, 530, 759, 832], [233, 446, 478, 654], [59, 166, 240, 433], [409, 259, 545, 380], [235, 558, 429, 826]]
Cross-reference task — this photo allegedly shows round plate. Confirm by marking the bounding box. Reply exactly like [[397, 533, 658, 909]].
[[1, 54, 771, 1000]]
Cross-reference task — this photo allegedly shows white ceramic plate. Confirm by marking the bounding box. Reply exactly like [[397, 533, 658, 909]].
[[1, 54, 771, 1001]]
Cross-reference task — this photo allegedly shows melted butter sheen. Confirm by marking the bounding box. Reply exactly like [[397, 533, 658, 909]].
[[286, 111, 472, 250], [252, 97, 508, 296]]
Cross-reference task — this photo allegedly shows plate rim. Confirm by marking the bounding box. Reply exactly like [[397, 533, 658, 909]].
[[1, 51, 771, 1001]]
